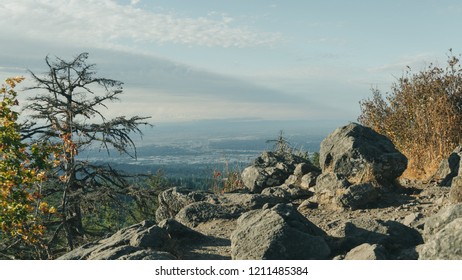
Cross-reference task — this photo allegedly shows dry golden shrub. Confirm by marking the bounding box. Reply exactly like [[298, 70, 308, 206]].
[[359, 51, 462, 180]]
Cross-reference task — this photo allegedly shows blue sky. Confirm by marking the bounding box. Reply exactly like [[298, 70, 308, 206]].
[[1, 0, 461, 124]]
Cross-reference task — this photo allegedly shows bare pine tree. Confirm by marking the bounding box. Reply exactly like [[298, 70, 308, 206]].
[[23, 53, 150, 250]]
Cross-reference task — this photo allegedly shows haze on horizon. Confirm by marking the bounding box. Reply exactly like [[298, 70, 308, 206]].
[[1, 0, 462, 128]]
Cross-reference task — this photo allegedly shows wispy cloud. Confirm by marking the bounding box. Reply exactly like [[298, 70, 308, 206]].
[[367, 53, 441, 74], [0, 0, 281, 50]]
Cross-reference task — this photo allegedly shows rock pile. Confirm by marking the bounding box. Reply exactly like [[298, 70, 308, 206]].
[[58, 123, 462, 260], [57, 220, 196, 260], [241, 151, 320, 194]]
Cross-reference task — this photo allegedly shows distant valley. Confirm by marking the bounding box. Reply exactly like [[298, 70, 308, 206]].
[[78, 119, 337, 189]]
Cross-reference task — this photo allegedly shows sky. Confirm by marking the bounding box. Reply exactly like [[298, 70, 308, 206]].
[[1, 0, 462, 126]]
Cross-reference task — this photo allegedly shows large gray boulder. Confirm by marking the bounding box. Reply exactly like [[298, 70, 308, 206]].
[[241, 151, 318, 193], [57, 221, 177, 260], [314, 123, 407, 210], [231, 203, 330, 260], [319, 123, 407, 185]]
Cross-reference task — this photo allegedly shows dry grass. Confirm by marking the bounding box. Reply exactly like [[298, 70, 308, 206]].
[[359, 51, 462, 180]]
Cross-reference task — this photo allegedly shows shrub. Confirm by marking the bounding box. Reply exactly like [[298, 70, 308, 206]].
[[0, 77, 56, 259], [210, 162, 245, 194], [358, 50, 462, 179]]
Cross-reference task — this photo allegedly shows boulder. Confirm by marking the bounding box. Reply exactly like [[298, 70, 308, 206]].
[[241, 151, 318, 193], [158, 219, 206, 241], [313, 173, 378, 209], [423, 203, 462, 241], [175, 201, 241, 227], [449, 176, 462, 203], [344, 243, 387, 260], [300, 173, 319, 189], [319, 123, 407, 186], [216, 192, 284, 210], [57, 221, 177, 260], [330, 217, 423, 257], [285, 163, 320, 189], [156, 187, 216, 222], [338, 183, 379, 210], [315, 172, 350, 207], [433, 146, 462, 186], [231, 203, 330, 260], [419, 218, 462, 259]]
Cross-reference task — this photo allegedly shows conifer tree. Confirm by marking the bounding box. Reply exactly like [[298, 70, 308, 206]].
[[23, 53, 150, 250]]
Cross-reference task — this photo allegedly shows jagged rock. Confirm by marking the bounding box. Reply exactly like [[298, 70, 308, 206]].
[[449, 176, 462, 203], [231, 203, 330, 260], [330, 217, 423, 257], [300, 172, 319, 189], [402, 212, 424, 227], [419, 218, 462, 259], [57, 221, 177, 260], [319, 123, 407, 186], [314, 172, 350, 208], [344, 243, 387, 260], [433, 146, 462, 186], [294, 162, 314, 177], [423, 203, 462, 241], [297, 198, 318, 211], [261, 183, 313, 201], [158, 219, 206, 240], [175, 201, 241, 227], [285, 163, 320, 189], [338, 183, 379, 210], [156, 187, 216, 222], [241, 151, 317, 193], [129, 225, 169, 249], [313, 173, 378, 209]]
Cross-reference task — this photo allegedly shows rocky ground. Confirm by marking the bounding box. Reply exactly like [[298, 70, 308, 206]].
[[167, 182, 452, 260], [58, 123, 462, 260]]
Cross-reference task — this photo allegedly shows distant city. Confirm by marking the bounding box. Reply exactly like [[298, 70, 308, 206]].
[[79, 119, 344, 188]]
